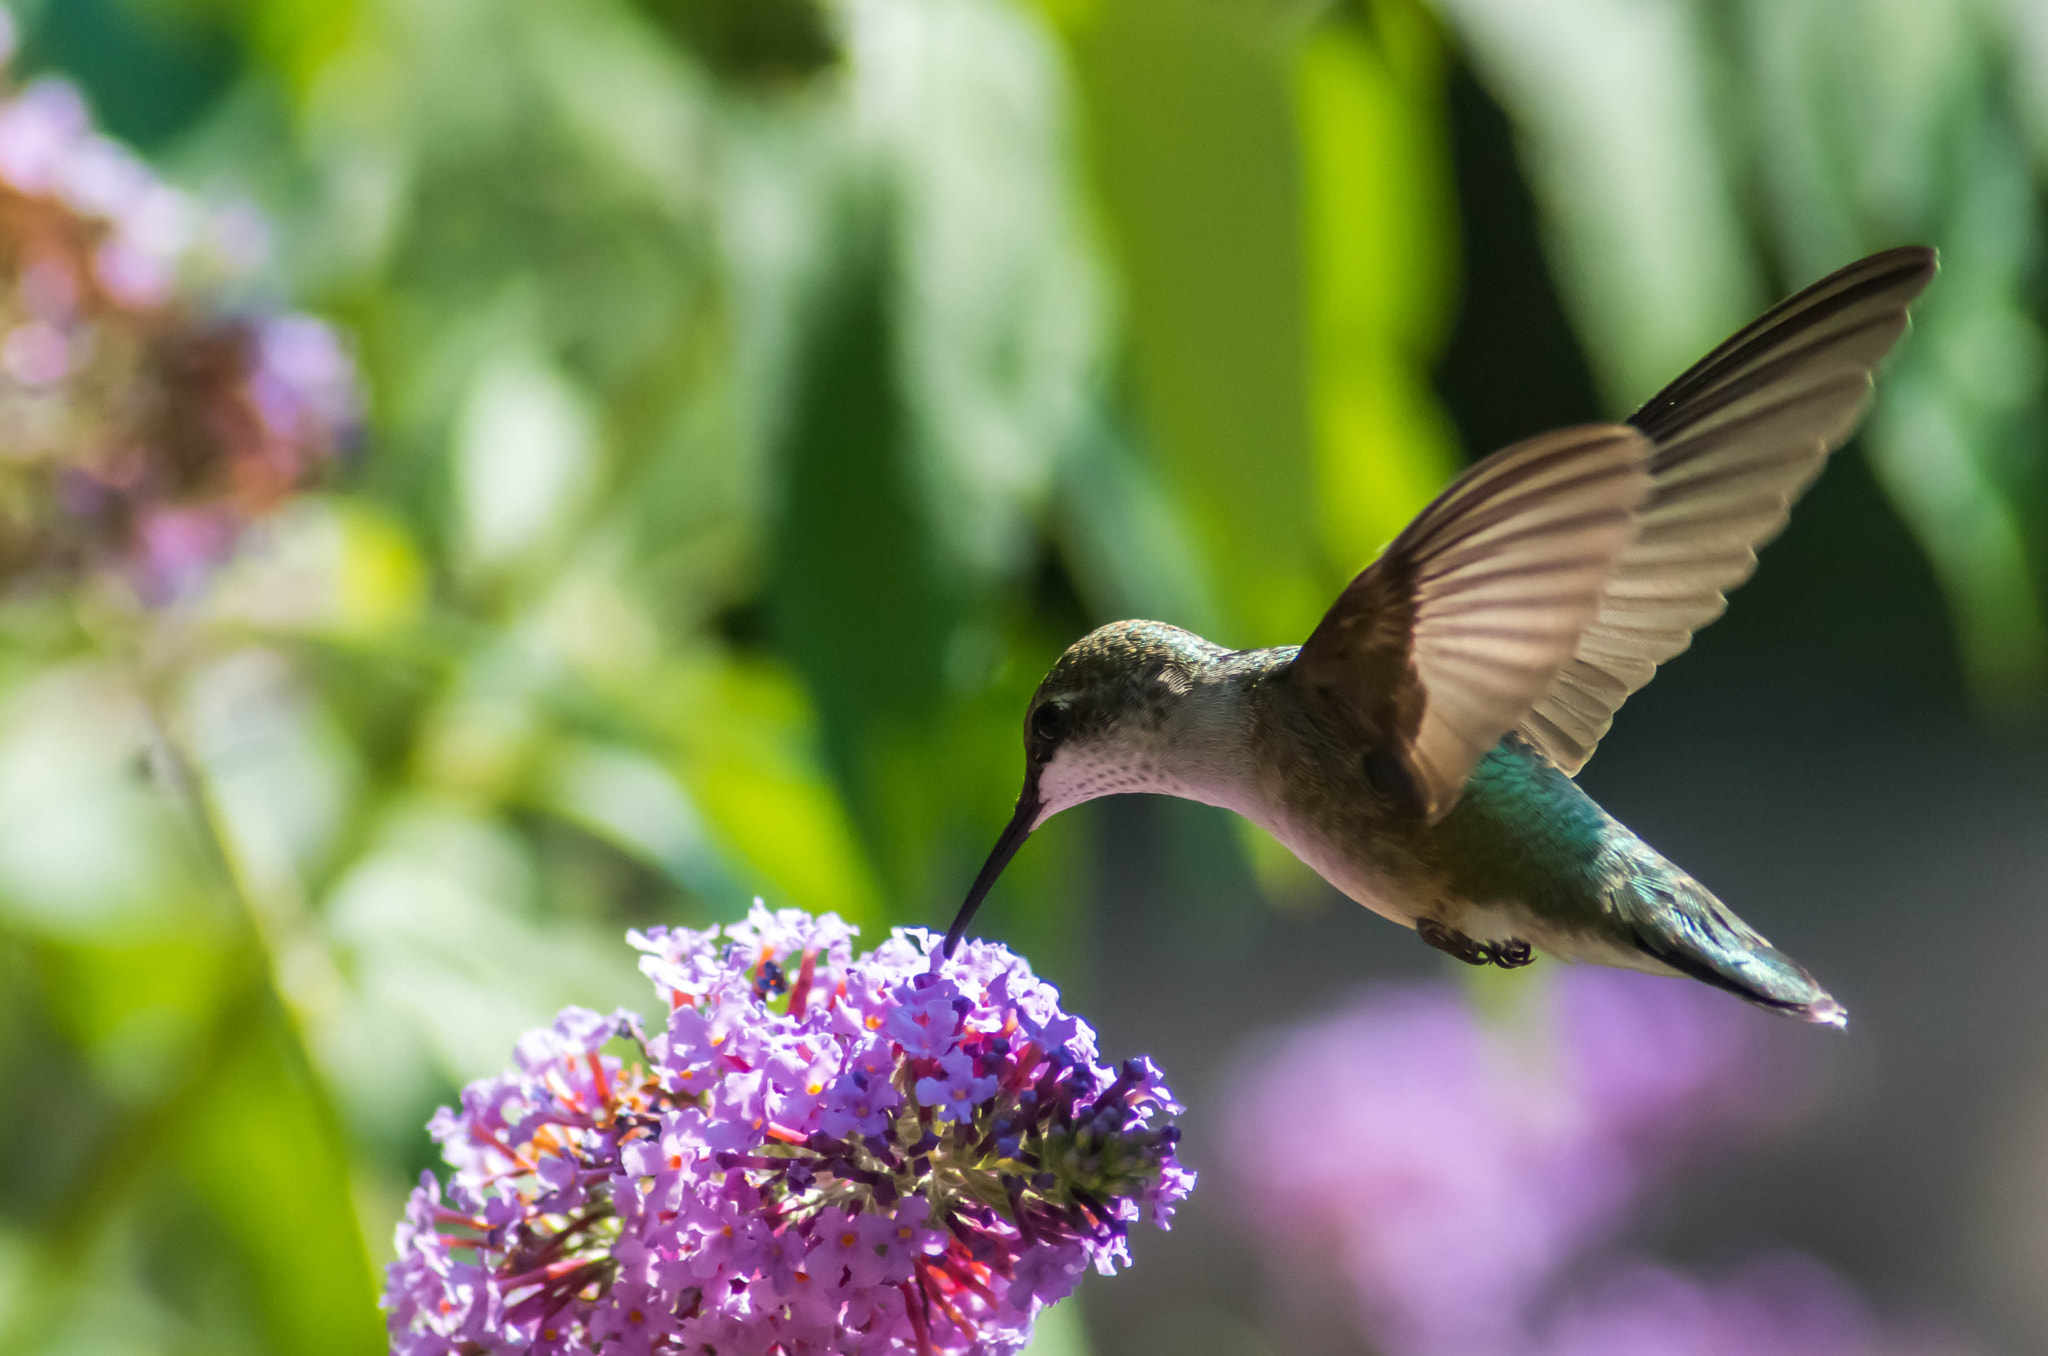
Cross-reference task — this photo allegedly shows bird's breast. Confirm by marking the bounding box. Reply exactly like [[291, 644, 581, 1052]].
[[1238, 783, 1436, 929]]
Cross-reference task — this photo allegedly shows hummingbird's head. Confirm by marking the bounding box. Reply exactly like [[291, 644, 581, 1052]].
[[1024, 620, 1219, 815], [945, 621, 1223, 955]]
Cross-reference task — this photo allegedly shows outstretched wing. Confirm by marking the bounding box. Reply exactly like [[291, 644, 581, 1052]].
[[1520, 246, 1938, 773], [1289, 425, 1652, 822]]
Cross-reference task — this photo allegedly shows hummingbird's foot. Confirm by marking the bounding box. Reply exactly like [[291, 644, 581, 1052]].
[[1417, 918, 1490, 967], [1417, 919, 1537, 970], [1488, 938, 1535, 969]]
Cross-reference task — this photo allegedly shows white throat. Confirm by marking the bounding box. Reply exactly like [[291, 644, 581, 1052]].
[[1031, 691, 1258, 827]]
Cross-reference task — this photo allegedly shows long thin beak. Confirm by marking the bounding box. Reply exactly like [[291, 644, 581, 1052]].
[[944, 773, 1042, 957]]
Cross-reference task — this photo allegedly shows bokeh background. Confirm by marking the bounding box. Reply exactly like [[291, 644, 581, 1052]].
[[1, 0, 2046, 1352]]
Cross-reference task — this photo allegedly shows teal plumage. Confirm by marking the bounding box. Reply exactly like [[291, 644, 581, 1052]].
[[1436, 737, 1616, 922], [1438, 737, 1838, 1021]]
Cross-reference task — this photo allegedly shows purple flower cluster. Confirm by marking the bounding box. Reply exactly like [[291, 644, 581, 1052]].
[[1224, 971, 1767, 1356], [384, 904, 1191, 1355], [0, 16, 357, 602], [1225, 971, 1978, 1355]]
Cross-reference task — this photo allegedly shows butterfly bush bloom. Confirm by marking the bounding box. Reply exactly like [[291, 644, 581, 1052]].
[[1224, 970, 1762, 1356], [1223, 972, 1978, 1356], [0, 19, 357, 602], [384, 904, 1192, 1355]]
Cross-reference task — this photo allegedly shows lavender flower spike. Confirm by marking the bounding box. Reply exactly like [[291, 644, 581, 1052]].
[[383, 903, 1193, 1355]]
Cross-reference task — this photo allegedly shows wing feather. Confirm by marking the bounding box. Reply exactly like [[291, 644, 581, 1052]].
[[1290, 425, 1653, 821], [1520, 246, 1938, 773]]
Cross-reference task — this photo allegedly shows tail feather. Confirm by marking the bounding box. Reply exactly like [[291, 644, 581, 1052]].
[[1620, 867, 1845, 1027]]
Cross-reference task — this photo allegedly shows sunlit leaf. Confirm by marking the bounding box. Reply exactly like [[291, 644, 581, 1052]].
[[174, 1003, 382, 1356], [1058, 0, 1327, 646], [453, 349, 603, 578], [208, 499, 430, 639], [0, 665, 198, 935], [1296, 1, 1462, 567], [538, 739, 749, 907], [34, 935, 233, 1104], [321, 800, 648, 1129], [666, 656, 887, 927], [848, 0, 1103, 583]]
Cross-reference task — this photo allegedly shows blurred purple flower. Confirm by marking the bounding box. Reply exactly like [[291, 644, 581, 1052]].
[[383, 903, 1193, 1355], [133, 507, 240, 603], [0, 79, 90, 194], [0, 59, 358, 603], [1534, 1254, 1877, 1356], [1223, 970, 1758, 1356], [1224, 971, 1978, 1356]]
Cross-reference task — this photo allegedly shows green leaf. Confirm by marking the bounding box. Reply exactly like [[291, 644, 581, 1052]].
[[1060, 0, 1327, 645], [1296, 2, 1462, 568], [666, 656, 887, 928], [173, 1002, 383, 1356]]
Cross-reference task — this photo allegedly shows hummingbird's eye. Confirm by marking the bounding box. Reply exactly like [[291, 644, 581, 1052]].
[[1029, 702, 1066, 746]]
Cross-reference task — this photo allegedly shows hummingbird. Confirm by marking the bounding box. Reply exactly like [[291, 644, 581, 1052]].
[[944, 246, 1939, 1026]]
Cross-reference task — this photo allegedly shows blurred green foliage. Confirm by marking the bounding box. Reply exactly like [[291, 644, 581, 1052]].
[[0, 0, 2042, 1352]]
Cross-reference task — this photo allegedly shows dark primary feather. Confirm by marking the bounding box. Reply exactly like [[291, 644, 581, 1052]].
[[1291, 425, 1653, 822], [1520, 246, 1939, 772]]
